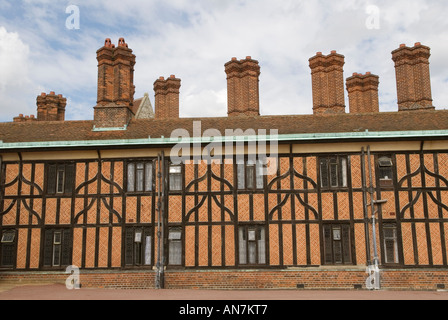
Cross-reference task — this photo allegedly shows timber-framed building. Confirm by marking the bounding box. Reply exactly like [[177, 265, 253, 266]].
[[1, 39, 448, 290]]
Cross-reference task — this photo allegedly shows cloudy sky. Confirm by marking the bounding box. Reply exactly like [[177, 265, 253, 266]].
[[0, 0, 447, 122]]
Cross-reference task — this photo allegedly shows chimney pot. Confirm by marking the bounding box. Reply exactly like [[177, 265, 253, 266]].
[[232, 57, 237, 61], [415, 42, 421, 46], [331, 50, 337, 54], [170, 75, 176, 79], [400, 43, 406, 48], [159, 76, 165, 80]]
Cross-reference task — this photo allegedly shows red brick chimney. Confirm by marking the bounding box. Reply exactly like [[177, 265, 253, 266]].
[[309, 51, 346, 115], [346, 72, 380, 114], [392, 42, 434, 111], [225, 56, 261, 117], [36, 92, 67, 121], [13, 114, 37, 123], [154, 75, 181, 119], [94, 38, 136, 128]]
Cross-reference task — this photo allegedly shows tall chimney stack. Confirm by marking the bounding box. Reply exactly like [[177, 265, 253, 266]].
[[309, 51, 346, 115], [392, 42, 434, 111], [154, 75, 181, 119], [346, 72, 380, 114], [94, 38, 136, 129], [225, 56, 261, 117]]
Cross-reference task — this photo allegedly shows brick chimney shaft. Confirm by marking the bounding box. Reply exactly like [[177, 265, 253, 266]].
[[154, 75, 181, 119], [309, 51, 346, 115], [346, 72, 380, 114], [225, 57, 261, 117], [392, 42, 434, 111], [94, 38, 136, 128]]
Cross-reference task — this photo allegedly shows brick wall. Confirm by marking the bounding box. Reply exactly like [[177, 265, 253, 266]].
[[1, 269, 448, 290]]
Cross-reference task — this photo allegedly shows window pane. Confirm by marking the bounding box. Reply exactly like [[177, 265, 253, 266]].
[[238, 227, 247, 265], [53, 244, 61, 267], [169, 166, 182, 191], [169, 229, 182, 265], [127, 164, 135, 192], [330, 163, 338, 187], [324, 225, 332, 264], [340, 157, 347, 187], [246, 164, 255, 190], [145, 163, 153, 191], [237, 163, 245, 190], [256, 160, 265, 189], [47, 165, 57, 194], [1, 232, 15, 243], [169, 241, 182, 265], [136, 165, 144, 192], [144, 236, 152, 266], [64, 164, 75, 194], [320, 158, 329, 188], [258, 228, 266, 264], [248, 242, 256, 265], [57, 167, 65, 193]]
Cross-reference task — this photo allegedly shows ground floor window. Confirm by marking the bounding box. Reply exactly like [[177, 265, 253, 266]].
[[168, 228, 182, 266], [43, 229, 72, 268], [1, 230, 16, 268], [383, 224, 399, 264], [238, 225, 266, 265], [125, 227, 152, 266], [323, 224, 352, 265]]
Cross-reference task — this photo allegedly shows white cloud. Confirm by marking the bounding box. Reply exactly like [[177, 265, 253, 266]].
[[0, 0, 447, 122]]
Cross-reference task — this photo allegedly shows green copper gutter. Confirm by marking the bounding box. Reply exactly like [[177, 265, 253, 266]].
[[0, 130, 448, 151]]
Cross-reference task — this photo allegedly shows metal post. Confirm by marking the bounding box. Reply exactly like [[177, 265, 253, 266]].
[[156, 152, 165, 289], [367, 146, 379, 268], [361, 148, 372, 265]]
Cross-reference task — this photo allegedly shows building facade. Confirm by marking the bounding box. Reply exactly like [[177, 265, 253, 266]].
[[1, 39, 448, 290]]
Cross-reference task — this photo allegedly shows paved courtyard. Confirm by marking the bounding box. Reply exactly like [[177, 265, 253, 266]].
[[0, 283, 448, 300]]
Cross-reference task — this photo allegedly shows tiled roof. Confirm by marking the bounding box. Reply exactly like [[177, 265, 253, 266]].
[[0, 110, 448, 145]]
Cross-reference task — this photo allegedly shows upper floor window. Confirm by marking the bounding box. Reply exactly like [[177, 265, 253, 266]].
[[127, 162, 153, 193], [319, 156, 348, 189], [237, 158, 266, 190], [377, 156, 394, 188], [169, 165, 182, 191], [47, 163, 75, 195]]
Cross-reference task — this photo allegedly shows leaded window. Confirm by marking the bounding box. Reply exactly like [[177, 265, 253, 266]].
[[47, 163, 75, 195], [168, 228, 182, 266], [383, 224, 399, 264], [127, 162, 154, 193], [1, 230, 16, 268], [43, 229, 72, 268], [319, 156, 348, 189], [125, 227, 152, 267], [238, 225, 266, 265], [237, 158, 266, 190], [323, 224, 352, 265]]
